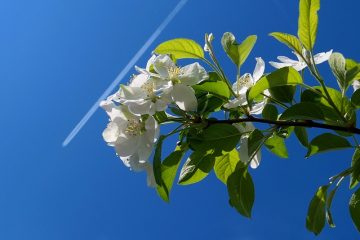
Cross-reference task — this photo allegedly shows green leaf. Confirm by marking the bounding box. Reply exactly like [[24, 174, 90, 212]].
[[188, 124, 241, 152], [227, 165, 255, 218], [221, 32, 257, 69], [346, 59, 360, 81], [247, 129, 265, 161], [153, 136, 165, 186], [178, 149, 216, 185], [349, 188, 360, 232], [351, 89, 360, 108], [154, 38, 204, 59], [153, 111, 169, 124], [326, 186, 338, 228], [347, 66, 360, 83], [301, 86, 356, 124], [298, 0, 320, 51], [197, 94, 224, 114], [350, 148, 360, 189], [193, 72, 231, 99], [248, 67, 303, 102], [329, 52, 347, 90], [262, 104, 278, 121], [268, 85, 296, 103], [265, 134, 288, 158], [306, 185, 328, 235], [306, 133, 352, 158], [294, 126, 309, 147], [156, 145, 187, 202], [279, 102, 325, 121], [269, 32, 303, 56], [214, 149, 241, 184]]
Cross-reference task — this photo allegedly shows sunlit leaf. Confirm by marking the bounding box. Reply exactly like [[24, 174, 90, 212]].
[[214, 149, 241, 184], [154, 38, 204, 59], [349, 188, 360, 232], [298, 0, 320, 50], [269, 32, 303, 56], [306, 185, 328, 235]]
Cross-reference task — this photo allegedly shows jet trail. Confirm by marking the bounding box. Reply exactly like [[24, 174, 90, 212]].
[[62, 0, 188, 147]]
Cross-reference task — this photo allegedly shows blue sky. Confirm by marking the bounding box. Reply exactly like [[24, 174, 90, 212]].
[[1, 0, 360, 239]]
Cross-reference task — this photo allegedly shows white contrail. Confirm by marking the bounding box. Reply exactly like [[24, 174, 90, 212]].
[[62, 0, 188, 147]]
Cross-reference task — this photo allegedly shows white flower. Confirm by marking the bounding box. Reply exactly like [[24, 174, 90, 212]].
[[109, 56, 170, 116], [224, 57, 267, 115], [269, 49, 333, 71], [100, 100, 159, 187], [234, 122, 261, 169], [151, 54, 208, 111]]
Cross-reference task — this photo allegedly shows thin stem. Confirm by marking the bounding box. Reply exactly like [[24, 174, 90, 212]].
[[206, 116, 360, 135]]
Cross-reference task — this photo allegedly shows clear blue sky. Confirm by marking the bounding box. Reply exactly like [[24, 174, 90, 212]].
[[1, 0, 360, 239]]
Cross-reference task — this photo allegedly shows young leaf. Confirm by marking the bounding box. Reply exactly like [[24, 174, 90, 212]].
[[262, 104, 278, 121], [221, 32, 257, 69], [269, 32, 303, 56], [306, 185, 328, 235], [279, 102, 325, 121], [227, 165, 255, 218], [346, 58, 360, 82], [214, 149, 241, 184], [265, 134, 288, 158], [178, 149, 215, 185], [294, 126, 309, 147], [298, 0, 320, 51], [329, 52, 347, 90], [349, 188, 360, 232], [306, 133, 352, 158], [156, 145, 187, 202], [154, 38, 204, 59], [193, 72, 231, 99], [247, 67, 302, 102], [350, 148, 360, 189]]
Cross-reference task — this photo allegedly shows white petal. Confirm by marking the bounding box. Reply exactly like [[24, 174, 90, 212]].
[[239, 138, 250, 165], [146, 55, 157, 71], [145, 116, 160, 142], [144, 162, 157, 188], [277, 56, 299, 64], [129, 73, 149, 87], [115, 136, 140, 157], [224, 96, 247, 109], [121, 85, 147, 100], [153, 55, 175, 79], [155, 99, 168, 112], [178, 62, 208, 86], [314, 50, 333, 64], [269, 61, 291, 69], [127, 100, 152, 115], [252, 57, 265, 82], [171, 84, 198, 111], [102, 122, 120, 143], [250, 100, 266, 115], [137, 138, 153, 163], [250, 151, 261, 169], [292, 62, 307, 71]]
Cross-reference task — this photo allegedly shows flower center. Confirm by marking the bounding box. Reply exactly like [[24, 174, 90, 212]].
[[236, 74, 253, 95], [168, 66, 182, 84], [125, 119, 143, 136], [141, 81, 155, 97]]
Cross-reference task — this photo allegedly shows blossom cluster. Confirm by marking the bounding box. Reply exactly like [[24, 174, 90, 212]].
[[100, 54, 208, 186]]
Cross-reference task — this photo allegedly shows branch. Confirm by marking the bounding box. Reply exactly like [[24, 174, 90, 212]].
[[207, 116, 360, 135]]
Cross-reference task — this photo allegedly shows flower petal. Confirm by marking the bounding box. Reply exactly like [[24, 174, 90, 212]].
[[102, 122, 120, 144], [250, 100, 266, 115], [277, 56, 299, 64], [153, 55, 175, 79], [121, 85, 147, 100], [115, 136, 140, 157], [171, 84, 198, 111], [178, 62, 208, 86], [252, 57, 265, 82], [250, 151, 261, 169], [269, 61, 291, 69], [314, 49, 333, 64], [353, 81, 360, 92], [127, 100, 152, 115]]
